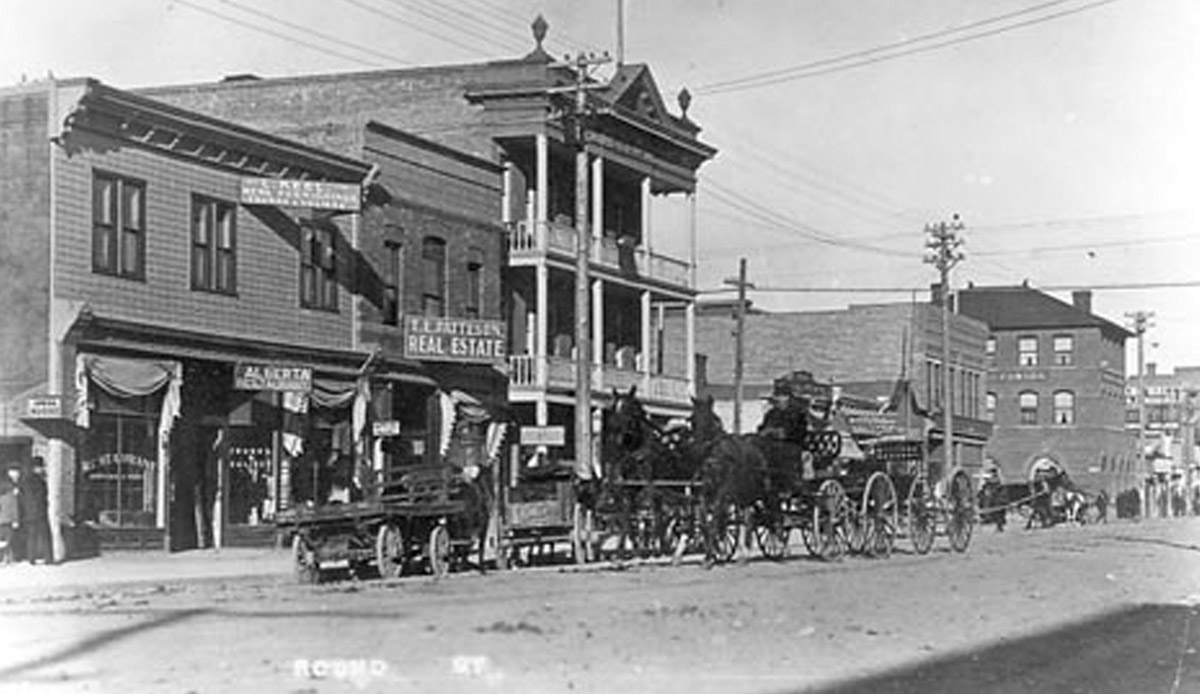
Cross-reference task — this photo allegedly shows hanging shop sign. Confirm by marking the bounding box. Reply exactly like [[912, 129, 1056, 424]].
[[403, 316, 507, 364], [372, 420, 401, 437], [22, 394, 65, 420], [519, 425, 566, 447], [240, 177, 361, 211], [233, 362, 313, 392]]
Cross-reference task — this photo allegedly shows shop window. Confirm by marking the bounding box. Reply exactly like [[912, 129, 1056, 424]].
[[1053, 334, 1074, 366], [1018, 336, 1038, 366], [78, 393, 159, 528], [1053, 391, 1075, 425], [465, 247, 484, 319], [191, 195, 237, 294], [422, 236, 446, 317], [1019, 391, 1039, 425], [301, 224, 337, 311], [92, 171, 146, 280]]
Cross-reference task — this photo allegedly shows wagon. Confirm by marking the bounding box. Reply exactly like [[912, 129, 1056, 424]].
[[276, 462, 486, 583]]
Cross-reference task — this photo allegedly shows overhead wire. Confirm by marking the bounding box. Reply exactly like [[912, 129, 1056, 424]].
[[694, 0, 1131, 96], [335, 0, 496, 58], [378, 0, 527, 55], [208, 0, 412, 66], [172, 0, 388, 68]]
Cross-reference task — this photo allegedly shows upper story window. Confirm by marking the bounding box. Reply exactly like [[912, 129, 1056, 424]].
[[1053, 390, 1075, 425], [300, 224, 337, 311], [92, 171, 146, 280], [383, 239, 403, 326], [1019, 391, 1039, 425], [465, 247, 484, 319], [1018, 336, 1038, 366], [1053, 334, 1074, 366], [421, 236, 446, 317], [191, 195, 237, 294], [985, 392, 997, 421], [985, 337, 996, 358]]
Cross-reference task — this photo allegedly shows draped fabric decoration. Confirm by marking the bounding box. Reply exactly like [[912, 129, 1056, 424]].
[[485, 422, 508, 466], [74, 355, 183, 527], [438, 390, 457, 457], [281, 391, 309, 458], [352, 378, 369, 448], [309, 377, 358, 409]]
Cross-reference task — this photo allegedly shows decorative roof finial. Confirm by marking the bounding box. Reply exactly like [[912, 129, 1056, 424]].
[[677, 87, 692, 119], [532, 15, 548, 50]]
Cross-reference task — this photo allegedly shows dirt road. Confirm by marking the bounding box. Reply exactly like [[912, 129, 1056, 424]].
[[2, 518, 1198, 694]]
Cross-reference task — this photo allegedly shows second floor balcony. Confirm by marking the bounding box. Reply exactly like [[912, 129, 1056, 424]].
[[508, 220, 691, 289]]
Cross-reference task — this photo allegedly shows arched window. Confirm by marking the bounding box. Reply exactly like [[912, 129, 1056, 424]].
[[1053, 390, 1075, 425], [465, 247, 484, 318], [1019, 391, 1039, 425]]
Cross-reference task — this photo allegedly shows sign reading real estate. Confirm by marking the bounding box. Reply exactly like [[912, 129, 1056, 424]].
[[403, 316, 507, 364], [233, 362, 313, 392], [240, 177, 361, 211]]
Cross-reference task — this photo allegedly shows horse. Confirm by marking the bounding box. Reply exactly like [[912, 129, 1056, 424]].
[[692, 393, 814, 565]]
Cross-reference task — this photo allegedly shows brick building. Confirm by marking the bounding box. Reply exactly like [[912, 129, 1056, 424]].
[[144, 19, 717, 471], [0, 78, 505, 555], [958, 285, 1138, 496], [679, 295, 993, 474]]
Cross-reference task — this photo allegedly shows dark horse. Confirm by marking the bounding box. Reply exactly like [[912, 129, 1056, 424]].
[[591, 386, 705, 559], [692, 393, 821, 564]]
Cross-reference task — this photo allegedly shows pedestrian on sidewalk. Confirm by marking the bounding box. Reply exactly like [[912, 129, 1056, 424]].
[[0, 466, 19, 564], [19, 458, 53, 565]]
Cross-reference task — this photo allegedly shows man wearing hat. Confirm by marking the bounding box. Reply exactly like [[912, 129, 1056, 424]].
[[18, 458, 52, 564], [0, 465, 18, 563]]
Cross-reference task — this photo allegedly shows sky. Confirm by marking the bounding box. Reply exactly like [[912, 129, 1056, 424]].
[[2, 0, 1197, 375]]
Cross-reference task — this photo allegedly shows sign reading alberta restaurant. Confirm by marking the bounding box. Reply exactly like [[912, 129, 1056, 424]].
[[233, 362, 313, 392], [240, 177, 361, 212], [403, 316, 506, 364]]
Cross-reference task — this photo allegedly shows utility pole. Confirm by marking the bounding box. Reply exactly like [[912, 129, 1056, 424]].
[[924, 215, 965, 479], [724, 258, 754, 434], [1126, 310, 1154, 515], [554, 50, 611, 480]]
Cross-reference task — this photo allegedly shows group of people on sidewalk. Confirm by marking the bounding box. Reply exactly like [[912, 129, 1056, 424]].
[[0, 458, 52, 565]]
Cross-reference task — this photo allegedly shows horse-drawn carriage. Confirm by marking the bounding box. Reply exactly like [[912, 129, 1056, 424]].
[[977, 467, 1108, 530], [593, 371, 977, 567]]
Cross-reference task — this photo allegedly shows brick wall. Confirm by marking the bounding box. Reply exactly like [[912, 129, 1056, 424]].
[[0, 86, 51, 396], [53, 127, 355, 351]]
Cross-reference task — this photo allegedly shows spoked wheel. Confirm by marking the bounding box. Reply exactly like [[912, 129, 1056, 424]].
[[428, 523, 451, 578], [376, 524, 405, 579], [946, 470, 976, 553], [292, 533, 321, 585], [861, 472, 898, 558], [753, 504, 790, 560], [811, 479, 849, 561], [907, 477, 935, 555], [703, 505, 739, 565]]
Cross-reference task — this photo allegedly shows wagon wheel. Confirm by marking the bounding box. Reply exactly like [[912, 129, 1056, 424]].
[[292, 533, 321, 585], [799, 513, 820, 557], [811, 479, 849, 561], [375, 524, 405, 579], [946, 470, 975, 553], [753, 503, 790, 560], [906, 477, 935, 555], [703, 504, 739, 564], [428, 523, 451, 578], [861, 472, 898, 558]]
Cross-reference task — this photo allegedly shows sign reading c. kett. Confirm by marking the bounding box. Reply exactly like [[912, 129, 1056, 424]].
[[403, 316, 506, 364]]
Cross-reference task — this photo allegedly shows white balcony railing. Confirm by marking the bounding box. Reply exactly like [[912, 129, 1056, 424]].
[[509, 220, 692, 288], [507, 354, 691, 407]]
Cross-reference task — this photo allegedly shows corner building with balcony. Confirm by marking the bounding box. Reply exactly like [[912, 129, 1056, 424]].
[[145, 20, 718, 467]]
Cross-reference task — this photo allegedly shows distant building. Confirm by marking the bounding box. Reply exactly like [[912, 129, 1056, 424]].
[[958, 285, 1137, 495], [1124, 363, 1200, 516], [678, 294, 993, 475]]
